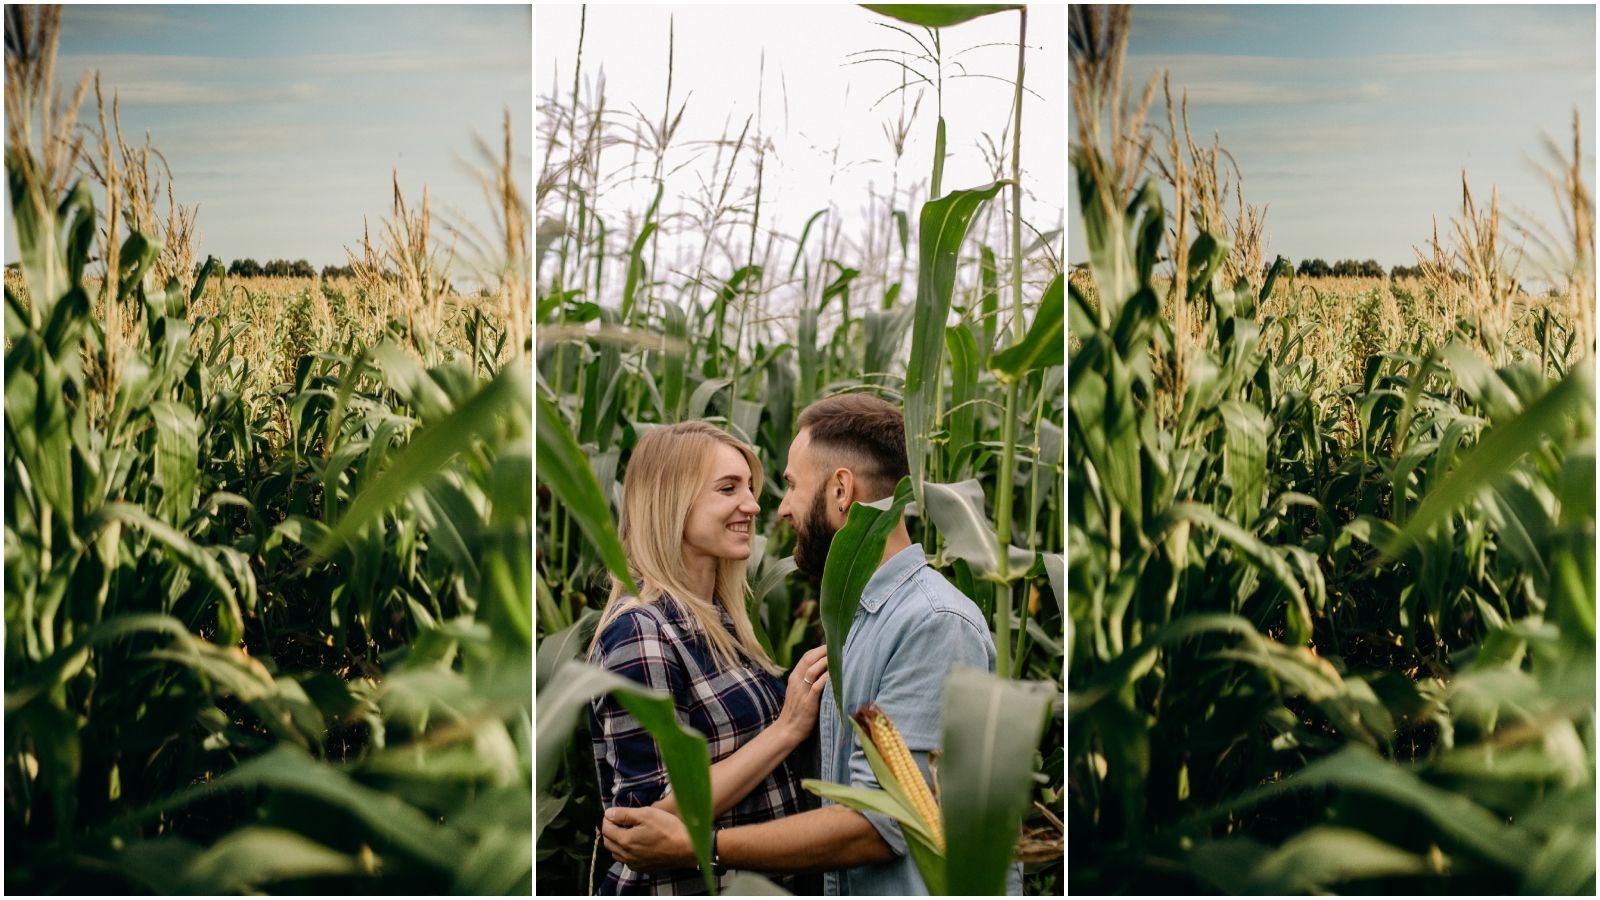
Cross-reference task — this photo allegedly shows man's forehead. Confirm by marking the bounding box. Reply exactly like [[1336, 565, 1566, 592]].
[[784, 430, 816, 482]]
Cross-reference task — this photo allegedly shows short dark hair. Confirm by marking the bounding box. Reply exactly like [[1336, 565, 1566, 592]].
[[795, 393, 909, 500]]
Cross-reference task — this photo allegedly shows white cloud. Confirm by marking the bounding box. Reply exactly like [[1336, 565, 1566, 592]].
[[61, 6, 213, 39], [1177, 79, 1388, 108]]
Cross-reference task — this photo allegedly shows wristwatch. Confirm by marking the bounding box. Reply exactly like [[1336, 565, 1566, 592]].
[[711, 827, 727, 874]]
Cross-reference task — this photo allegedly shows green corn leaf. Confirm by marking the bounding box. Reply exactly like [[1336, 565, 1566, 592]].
[[6, 613, 193, 712], [905, 182, 1007, 516], [789, 209, 828, 279], [942, 666, 1054, 896], [170, 827, 373, 894], [659, 300, 690, 419], [1219, 400, 1269, 524], [753, 555, 799, 611], [149, 400, 202, 525], [613, 690, 717, 895], [1169, 503, 1311, 644], [688, 377, 731, 420], [921, 479, 1032, 582], [536, 390, 633, 597], [820, 478, 915, 716], [621, 183, 663, 323], [1384, 360, 1592, 560], [944, 324, 980, 479], [535, 608, 600, 690], [452, 824, 533, 895], [979, 246, 1000, 361], [1070, 613, 1262, 718], [1195, 744, 1539, 872], [130, 744, 470, 871], [1258, 255, 1293, 306], [860, 4, 1022, 29], [989, 273, 1064, 383], [863, 304, 917, 379], [319, 364, 528, 557], [98, 503, 245, 645], [1238, 827, 1439, 894]]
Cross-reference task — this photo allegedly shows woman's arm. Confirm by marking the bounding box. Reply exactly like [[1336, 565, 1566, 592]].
[[653, 645, 829, 819], [603, 803, 895, 874]]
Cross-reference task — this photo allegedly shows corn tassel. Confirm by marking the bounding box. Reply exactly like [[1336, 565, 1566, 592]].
[[855, 704, 944, 853]]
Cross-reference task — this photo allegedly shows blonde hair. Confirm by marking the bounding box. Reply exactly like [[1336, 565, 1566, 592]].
[[586, 421, 780, 675]]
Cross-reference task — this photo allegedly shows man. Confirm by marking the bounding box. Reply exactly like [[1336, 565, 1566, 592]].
[[602, 394, 1013, 894]]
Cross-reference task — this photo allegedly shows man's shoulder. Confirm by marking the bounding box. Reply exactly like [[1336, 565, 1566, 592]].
[[892, 567, 989, 637]]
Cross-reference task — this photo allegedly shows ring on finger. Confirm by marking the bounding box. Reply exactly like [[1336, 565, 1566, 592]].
[[803, 677, 814, 685]]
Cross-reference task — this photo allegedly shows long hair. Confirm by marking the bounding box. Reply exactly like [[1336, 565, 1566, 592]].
[[586, 421, 780, 675]]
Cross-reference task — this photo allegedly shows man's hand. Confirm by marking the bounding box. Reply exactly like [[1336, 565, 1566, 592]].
[[600, 806, 696, 873]]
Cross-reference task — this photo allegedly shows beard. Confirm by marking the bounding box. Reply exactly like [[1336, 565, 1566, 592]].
[[791, 490, 839, 579]]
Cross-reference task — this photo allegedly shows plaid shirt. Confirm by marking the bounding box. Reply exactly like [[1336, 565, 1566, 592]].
[[588, 595, 805, 895]]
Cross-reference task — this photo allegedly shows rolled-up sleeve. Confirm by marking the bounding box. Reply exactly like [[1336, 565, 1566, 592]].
[[848, 607, 993, 856], [589, 610, 686, 809]]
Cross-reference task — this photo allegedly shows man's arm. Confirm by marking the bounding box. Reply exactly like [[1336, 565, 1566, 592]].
[[601, 804, 895, 874], [845, 605, 995, 857], [718, 805, 896, 873]]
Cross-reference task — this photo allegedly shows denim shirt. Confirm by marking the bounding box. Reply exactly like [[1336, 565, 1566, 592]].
[[819, 543, 1021, 896]]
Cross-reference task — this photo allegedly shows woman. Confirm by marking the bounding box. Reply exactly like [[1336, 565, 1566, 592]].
[[587, 421, 828, 894]]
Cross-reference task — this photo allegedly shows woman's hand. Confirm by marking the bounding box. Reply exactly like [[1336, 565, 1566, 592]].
[[602, 806, 695, 872], [776, 645, 829, 745]]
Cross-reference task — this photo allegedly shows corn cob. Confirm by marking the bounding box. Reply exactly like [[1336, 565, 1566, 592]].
[[854, 703, 944, 853]]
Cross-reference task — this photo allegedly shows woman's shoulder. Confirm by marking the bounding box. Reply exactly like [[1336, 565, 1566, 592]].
[[592, 596, 689, 655]]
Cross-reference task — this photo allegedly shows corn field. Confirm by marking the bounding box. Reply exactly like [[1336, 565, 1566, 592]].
[[1069, 7, 1595, 895], [5, 6, 533, 893], [535, 4, 1065, 896]]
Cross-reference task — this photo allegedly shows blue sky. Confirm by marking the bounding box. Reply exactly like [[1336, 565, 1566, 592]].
[[1069, 4, 1596, 272], [7, 4, 531, 270]]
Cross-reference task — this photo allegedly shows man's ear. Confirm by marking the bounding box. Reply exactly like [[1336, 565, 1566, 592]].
[[830, 467, 856, 514]]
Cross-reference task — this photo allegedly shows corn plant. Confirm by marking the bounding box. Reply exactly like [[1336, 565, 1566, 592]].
[[6, 8, 533, 893], [1069, 7, 1594, 894]]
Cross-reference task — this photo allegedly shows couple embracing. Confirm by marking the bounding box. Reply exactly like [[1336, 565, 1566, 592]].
[[586, 394, 1017, 895]]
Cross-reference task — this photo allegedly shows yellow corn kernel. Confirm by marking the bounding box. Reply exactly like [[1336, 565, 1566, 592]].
[[855, 704, 944, 853]]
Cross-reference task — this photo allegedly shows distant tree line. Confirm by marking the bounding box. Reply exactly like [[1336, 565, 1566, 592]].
[[222, 258, 316, 278], [1386, 264, 1429, 279], [1288, 258, 1431, 280], [1294, 258, 1384, 278], [208, 259, 366, 279]]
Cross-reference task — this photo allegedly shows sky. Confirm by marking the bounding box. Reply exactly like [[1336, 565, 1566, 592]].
[[4, 4, 532, 271], [1068, 4, 1597, 274], [536, 4, 1065, 294]]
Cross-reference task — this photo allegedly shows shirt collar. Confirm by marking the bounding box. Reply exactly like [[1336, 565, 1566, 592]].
[[858, 543, 927, 614]]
